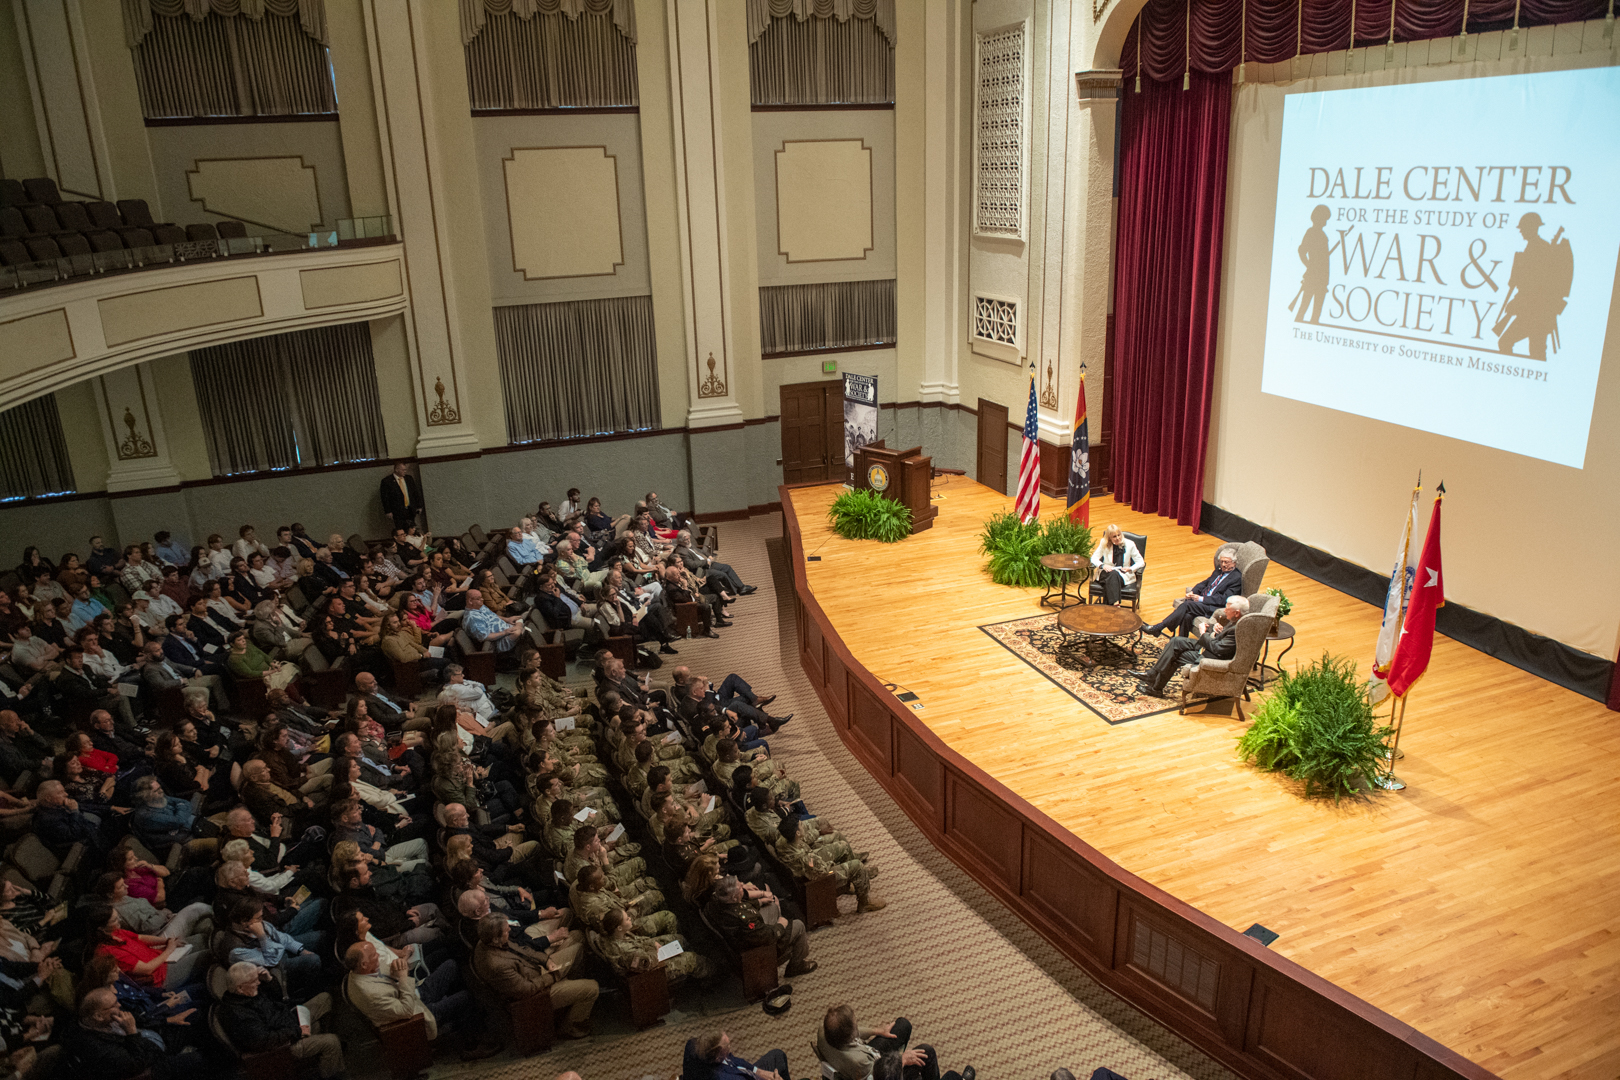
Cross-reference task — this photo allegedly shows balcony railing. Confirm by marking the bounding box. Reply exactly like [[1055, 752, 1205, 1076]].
[[0, 216, 396, 292]]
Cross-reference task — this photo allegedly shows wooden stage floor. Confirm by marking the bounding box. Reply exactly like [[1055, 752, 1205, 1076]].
[[790, 478, 1618, 1080]]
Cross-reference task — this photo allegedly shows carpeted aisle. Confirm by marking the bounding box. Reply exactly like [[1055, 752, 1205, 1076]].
[[440, 513, 1234, 1080]]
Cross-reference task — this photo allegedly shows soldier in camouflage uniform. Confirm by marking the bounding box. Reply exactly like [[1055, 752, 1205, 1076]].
[[570, 865, 672, 936], [596, 907, 713, 985], [775, 815, 886, 913]]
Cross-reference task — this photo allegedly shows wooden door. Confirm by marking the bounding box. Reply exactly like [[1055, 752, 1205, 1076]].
[[780, 382, 843, 483], [976, 398, 1009, 493]]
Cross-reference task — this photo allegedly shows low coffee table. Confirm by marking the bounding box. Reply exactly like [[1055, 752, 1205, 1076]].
[[1056, 603, 1144, 663]]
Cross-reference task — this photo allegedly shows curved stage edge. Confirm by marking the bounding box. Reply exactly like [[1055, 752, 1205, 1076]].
[[779, 483, 1494, 1080]]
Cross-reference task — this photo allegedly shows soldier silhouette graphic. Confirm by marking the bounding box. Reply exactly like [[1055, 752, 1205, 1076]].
[[1291, 205, 1332, 324], [1495, 212, 1573, 361]]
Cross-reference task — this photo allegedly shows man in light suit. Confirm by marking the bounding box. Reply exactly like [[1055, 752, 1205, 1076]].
[[1143, 546, 1244, 637], [140, 640, 228, 710], [379, 462, 424, 532], [1133, 595, 1248, 698], [343, 941, 490, 1058]]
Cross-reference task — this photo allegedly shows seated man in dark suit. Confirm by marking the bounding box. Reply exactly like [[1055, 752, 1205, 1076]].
[[1143, 546, 1244, 638], [682, 1031, 791, 1080], [1133, 595, 1249, 698]]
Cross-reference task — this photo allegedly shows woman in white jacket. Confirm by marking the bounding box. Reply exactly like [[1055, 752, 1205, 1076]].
[[1090, 524, 1144, 606]]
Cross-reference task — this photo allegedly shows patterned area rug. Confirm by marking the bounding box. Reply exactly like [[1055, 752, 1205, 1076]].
[[978, 612, 1189, 724]]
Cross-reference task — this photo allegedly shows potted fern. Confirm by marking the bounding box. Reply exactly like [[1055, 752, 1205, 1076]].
[[827, 489, 912, 543], [977, 512, 1095, 587], [1236, 653, 1393, 801]]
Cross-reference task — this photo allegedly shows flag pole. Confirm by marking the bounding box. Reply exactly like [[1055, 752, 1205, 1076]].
[[1376, 479, 1444, 791], [1374, 693, 1409, 790]]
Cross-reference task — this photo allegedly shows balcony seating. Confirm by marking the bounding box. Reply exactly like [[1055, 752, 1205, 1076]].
[[216, 220, 247, 238], [0, 180, 25, 208], [22, 207, 58, 236], [21, 177, 59, 205], [53, 201, 93, 233]]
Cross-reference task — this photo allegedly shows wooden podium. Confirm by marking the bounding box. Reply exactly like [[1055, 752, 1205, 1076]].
[[853, 442, 936, 534]]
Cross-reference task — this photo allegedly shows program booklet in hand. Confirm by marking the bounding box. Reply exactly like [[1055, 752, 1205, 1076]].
[[427, 646, 444, 658], [606, 823, 625, 843], [656, 940, 684, 962], [662, 730, 681, 745], [705, 795, 717, 814], [555, 717, 575, 731]]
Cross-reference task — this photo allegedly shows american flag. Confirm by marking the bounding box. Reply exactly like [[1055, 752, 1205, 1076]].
[[1015, 375, 1042, 524]]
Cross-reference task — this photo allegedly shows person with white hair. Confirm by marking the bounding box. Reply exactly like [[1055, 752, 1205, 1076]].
[[216, 960, 345, 1077], [1142, 545, 1245, 638], [1133, 594, 1251, 698], [436, 664, 497, 723]]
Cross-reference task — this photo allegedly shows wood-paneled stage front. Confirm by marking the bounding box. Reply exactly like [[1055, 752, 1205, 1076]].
[[782, 477, 1616, 1080]]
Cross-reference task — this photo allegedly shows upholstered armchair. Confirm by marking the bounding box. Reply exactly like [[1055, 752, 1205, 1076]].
[[1233, 541, 1269, 596], [1178, 594, 1278, 719]]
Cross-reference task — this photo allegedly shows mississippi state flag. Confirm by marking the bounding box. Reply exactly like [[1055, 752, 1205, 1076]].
[[1015, 376, 1042, 524], [1066, 366, 1090, 526], [1385, 489, 1445, 698]]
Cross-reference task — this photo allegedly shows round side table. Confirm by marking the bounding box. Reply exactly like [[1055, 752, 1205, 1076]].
[[1039, 553, 1090, 610], [1251, 619, 1296, 690]]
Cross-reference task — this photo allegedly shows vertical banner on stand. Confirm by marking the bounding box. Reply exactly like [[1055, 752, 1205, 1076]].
[[843, 373, 878, 484]]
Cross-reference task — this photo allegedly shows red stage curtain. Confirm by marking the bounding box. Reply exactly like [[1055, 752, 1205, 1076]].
[[1110, 71, 1231, 528], [1121, 0, 1608, 82]]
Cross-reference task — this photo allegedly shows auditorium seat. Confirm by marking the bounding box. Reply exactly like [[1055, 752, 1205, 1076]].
[[151, 224, 188, 247], [22, 206, 59, 236], [55, 233, 90, 257], [216, 220, 247, 238], [24, 237, 61, 262], [0, 241, 31, 266], [85, 201, 124, 231], [116, 199, 157, 227], [0, 208, 29, 239], [120, 227, 156, 250], [186, 223, 219, 243], [52, 201, 93, 233], [0, 180, 26, 207], [21, 177, 60, 205], [86, 230, 123, 253]]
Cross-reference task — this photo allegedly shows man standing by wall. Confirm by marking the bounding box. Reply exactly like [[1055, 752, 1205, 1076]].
[[380, 462, 424, 533]]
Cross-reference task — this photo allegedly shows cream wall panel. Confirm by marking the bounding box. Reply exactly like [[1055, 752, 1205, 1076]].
[[714, 0, 762, 421], [0, 244, 409, 410], [147, 121, 352, 232], [13, 0, 103, 199], [1209, 43, 1620, 658], [893, 0, 926, 401], [475, 114, 651, 305], [327, 0, 390, 219], [99, 278, 265, 348], [504, 146, 624, 280], [634, 0, 693, 431], [146, 353, 212, 484], [0, 2, 45, 178], [300, 260, 404, 309], [418, 0, 504, 450], [53, 377, 109, 492], [0, 308, 75, 370], [753, 111, 896, 286], [187, 158, 323, 234], [75, 0, 158, 208], [368, 315, 417, 460]]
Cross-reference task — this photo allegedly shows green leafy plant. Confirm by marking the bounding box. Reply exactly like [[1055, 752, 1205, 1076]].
[[1236, 653, 1393, 801], [1264, 586, 1293, 617], [977, 512, 1096, 587], [827, 489, 913, 543]]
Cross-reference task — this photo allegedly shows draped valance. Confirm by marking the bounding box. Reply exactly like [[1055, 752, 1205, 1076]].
[[460, 0, 637, 46], [747, 0, 896, 47], [122, 0, 328, 49], [1122, 0, 1607, 83]]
